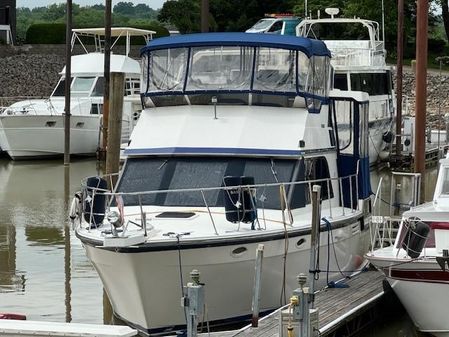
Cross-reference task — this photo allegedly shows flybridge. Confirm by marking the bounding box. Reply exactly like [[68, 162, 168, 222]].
[[71, 27, 156, 56], [140, 33, 332, 110]]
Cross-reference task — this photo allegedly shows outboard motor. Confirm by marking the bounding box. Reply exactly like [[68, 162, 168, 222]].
[[83, 176, 108, 227], [401, 221, 430, 258], [223, 176, 257, 227]]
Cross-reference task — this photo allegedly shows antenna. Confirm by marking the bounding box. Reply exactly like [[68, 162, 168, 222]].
[[325, 8, 339, 19], [381, 0, 385, 43], [305, 0, 308, 18]]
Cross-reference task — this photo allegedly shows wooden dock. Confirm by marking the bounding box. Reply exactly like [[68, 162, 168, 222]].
[[203, 269, 386, 337]]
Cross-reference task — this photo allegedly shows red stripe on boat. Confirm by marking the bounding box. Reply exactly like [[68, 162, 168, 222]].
[[388, 269, 449, 283], [0, 313, 26, 320]]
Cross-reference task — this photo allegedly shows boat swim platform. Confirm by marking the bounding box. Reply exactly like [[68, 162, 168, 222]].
[[201, 269, 386, 337]]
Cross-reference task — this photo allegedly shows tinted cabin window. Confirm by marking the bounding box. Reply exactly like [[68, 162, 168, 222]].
[[305, 157, 333, 201], [117, 157, 306, 210], [268, 21, 283, 33], [92, 77, 105, 97], [350, 73, 389, 95], [334, 74, 348, 90], [52, 78, 73, 97]]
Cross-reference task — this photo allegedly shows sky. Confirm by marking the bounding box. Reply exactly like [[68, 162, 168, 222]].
[[17, 0, 166, 10]]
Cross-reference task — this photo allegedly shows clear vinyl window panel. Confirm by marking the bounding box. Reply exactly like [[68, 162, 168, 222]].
[[253, 48, 296, 92], [186, 46, 253, 91], [148, 48, 188, 92]]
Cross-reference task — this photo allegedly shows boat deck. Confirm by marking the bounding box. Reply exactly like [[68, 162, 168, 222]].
[[202, 269, 385, 337]]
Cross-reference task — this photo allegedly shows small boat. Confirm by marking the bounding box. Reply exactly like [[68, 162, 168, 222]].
[[367, 154, 449, 337], [73, 32, 373, 334], [0, 27, 154, 160], [297, 9, 395, 165]]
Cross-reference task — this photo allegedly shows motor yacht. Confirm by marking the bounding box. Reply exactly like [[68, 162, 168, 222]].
[[297, 9, 395, 165], [73, 32, 373, 334], [0, 27, 154, 160]]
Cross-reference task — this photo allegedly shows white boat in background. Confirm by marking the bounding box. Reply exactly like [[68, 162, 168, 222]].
[[73, 33, 373, 334], [297, 9, 395, 165], [367, 154, 449, 337], [0, 27, 155, 160]]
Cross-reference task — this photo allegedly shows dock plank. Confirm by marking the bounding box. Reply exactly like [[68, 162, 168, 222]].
[[207, 269, 385, 337]]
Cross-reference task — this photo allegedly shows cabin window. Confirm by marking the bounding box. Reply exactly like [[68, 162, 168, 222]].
[[305, 156, 333, 201], [117, 157, 306, 210], [305, 56, 330, 112], [52, 77, 73, 97], [91, 77, 104, 97], [253, 48, 296, 93], [334, 100, 353, 154], [252, 19, 275, 30], [268, 21, 283, 34], [186, 46, 253, 91], [71, 77, 95, 97], [334, 74, 348, 91], [350, 73, 389, 96], [125, 78, 140, 96], [90, 103, 103, 115], [440, 168, 449, 196], [149, 47, 188, 92]]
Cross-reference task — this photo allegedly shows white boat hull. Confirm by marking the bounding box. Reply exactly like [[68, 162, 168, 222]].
[[368, 249, 449, 337], [82, 222, 370, 333], [0, 115, 100, 159]]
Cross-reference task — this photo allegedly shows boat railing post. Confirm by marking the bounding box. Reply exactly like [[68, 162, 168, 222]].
[[339, 177, 345, 216], [138, 195, 147, 236], [183, 270, 205, 337], [200, 190, 218, 235], [251, 244, 264, 327], [327, 179, 332, 219], [349, 176, 354, 212], [309, 185, 321, 306]]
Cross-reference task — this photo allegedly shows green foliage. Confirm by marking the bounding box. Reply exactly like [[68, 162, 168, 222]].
[[158, 0, 295, 33], [17, 2, 161, 42], [25, 23, 66, 44]]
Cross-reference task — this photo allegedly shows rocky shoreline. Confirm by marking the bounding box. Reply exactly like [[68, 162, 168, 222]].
[[1, 44, 449, 129]]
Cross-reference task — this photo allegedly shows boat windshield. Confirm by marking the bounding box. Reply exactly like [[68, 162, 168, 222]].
[[52, 76, 104, 97], [302, 22, 371, 41], [141, 45, 330, 109], [251, 19, 276, 30], [117, 157, 307, 210]]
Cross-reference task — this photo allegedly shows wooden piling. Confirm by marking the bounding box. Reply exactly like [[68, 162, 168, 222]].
[[201, 0, 209, 33], [63, 0, 72, 166], [414, 0, 428, 203], [100, 0, 112, 161], [395, 0, 404, 156], [105, 72, 125, 183]]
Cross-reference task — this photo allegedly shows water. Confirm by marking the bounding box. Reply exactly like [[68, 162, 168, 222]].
[[0, 158, 439, 335], [0, 158, 112, 324]]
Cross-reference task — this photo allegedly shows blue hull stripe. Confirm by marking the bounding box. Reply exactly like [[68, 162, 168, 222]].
[[124, 147, 304, 156]]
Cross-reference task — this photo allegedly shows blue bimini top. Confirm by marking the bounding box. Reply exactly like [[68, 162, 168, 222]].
[[140, 32, 331, 58]]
